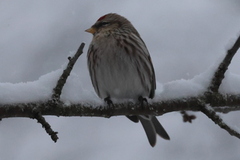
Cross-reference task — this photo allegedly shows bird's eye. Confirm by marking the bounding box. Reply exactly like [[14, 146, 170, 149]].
[[99, 21, 109, 27]]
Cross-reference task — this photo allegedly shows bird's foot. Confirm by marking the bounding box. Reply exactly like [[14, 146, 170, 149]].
[[138, 96, 148, 110], [104, 96, 114, 116], [104, 96, 113, 106]]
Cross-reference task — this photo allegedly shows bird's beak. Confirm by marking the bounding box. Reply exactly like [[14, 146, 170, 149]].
[[85, 27, 96, 34]]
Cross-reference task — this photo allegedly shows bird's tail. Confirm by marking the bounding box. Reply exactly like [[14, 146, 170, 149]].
[[138, 115, 170, 147]]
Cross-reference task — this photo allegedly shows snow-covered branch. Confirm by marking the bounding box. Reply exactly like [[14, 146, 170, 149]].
[[0, 34, 240, 142]]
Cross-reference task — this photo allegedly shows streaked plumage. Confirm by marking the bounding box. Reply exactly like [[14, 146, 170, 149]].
[[86, 13, 169, 146]]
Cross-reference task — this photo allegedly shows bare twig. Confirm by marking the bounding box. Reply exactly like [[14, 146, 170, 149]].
[[33, 110, 58, 142], [208, 35, 240, 93], [34, 42, 85, 142], [201, 104, 240, 139], [51, 43, 85, 101]]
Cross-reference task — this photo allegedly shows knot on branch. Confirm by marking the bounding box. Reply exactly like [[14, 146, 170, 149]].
[[181, 111, 196, 123]]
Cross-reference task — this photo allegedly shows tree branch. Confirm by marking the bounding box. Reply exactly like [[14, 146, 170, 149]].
[[207, 35, 240, 93], [0, 35, 239, 142], [30, 43, 85, 142], [201, 34, 240, 140], [0, 94, 240, 118]]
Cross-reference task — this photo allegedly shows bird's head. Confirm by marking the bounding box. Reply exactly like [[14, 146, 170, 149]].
[[85, 13, 138, 36]]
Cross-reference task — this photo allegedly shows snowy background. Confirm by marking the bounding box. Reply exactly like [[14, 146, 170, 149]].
[[1, 0, 240, 160]]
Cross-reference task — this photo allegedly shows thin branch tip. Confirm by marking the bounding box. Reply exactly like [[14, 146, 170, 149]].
[[33, 110, 59, 142], [51, 42, 85, 101]]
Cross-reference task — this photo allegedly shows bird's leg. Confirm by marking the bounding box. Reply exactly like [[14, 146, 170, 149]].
[[104, 96, 113, 106], [104, 96, 114, 116], [138, 96, 148, 110]]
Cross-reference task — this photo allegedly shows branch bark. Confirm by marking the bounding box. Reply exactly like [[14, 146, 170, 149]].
[[0, 94, 240, 118]]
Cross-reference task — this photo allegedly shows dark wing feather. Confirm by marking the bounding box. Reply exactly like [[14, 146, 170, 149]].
[[127, 33, 156, 98], [87, 44, 101, 97]]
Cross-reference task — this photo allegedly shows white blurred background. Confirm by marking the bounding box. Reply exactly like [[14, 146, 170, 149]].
[[0, 0, 240, 160]]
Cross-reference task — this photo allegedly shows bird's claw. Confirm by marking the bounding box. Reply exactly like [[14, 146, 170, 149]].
[[138, 96, 148, 110]]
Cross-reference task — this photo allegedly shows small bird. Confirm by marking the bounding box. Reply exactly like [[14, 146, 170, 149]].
[[85, 13, 170, 147]]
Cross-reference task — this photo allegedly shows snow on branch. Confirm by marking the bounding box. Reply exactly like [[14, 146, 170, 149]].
[[0, 35, 240, 142]]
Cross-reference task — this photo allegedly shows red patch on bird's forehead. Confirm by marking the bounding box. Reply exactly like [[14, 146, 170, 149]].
[[97, 15, 106, 21]]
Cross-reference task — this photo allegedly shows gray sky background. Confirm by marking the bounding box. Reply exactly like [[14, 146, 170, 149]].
[[0, 0, 240, 160]]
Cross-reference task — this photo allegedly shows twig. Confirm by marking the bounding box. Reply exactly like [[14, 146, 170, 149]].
[[208, 35, 240, 93], [51, 43, 85, 101], [214, 105, 240, 113], [201, 104, 240, 139], [33, 110, 58, 142], [36, 42, 85, 142]]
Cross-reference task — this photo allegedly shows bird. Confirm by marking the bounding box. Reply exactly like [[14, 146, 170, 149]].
[[85, 13, 170, 147]]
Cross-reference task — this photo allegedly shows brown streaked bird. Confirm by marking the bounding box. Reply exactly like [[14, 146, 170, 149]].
[[85, 13, 170, 147]]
